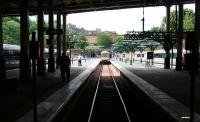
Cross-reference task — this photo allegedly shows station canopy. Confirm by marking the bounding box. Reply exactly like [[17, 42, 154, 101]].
[[2, 0, 193, 16]]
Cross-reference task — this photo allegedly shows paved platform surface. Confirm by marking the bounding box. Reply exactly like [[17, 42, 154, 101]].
[[0, 58, 99, 122], [112, 59, 200, 122]]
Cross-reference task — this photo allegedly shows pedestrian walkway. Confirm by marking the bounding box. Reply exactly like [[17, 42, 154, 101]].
[[70, 58, 97, 68], [112, 59, 200, 122], [1, 58, 99, 122]]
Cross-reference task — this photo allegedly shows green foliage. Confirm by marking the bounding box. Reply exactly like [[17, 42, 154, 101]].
[[115, 36, 124, 42], [3, 17, 37, 44], [3, 20, 20, 44], [150, 26, 165, 32], [97, 32, 112, 48], [113, 40, 143, 53], [67, 26, 78, 36], [75, 34, 88, 50], [3, 17, 20, 23], [160, 8, 194, 31], [85, 45, 103, 54], [183, 8, 194, 30], [113, 41, 129, 53], [29, 20, 37, 35], [86, 45, 103, 50]]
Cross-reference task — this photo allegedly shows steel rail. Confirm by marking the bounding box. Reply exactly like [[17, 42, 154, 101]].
[[87, 65, 103, 122], [108, 65, 132, 122]]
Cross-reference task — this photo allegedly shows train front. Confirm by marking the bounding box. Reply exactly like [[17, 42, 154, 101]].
[[100, 51, 110, 64]]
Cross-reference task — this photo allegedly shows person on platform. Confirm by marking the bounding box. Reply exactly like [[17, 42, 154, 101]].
[[78, 54, 82, 66], [60, 52, 70, 82]]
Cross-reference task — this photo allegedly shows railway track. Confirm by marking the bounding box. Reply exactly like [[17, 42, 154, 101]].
[[53, 64, 175, 122], [88, 64, 131, 122]]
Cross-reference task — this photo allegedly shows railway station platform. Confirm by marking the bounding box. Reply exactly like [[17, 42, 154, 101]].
[[3, 58, 200, 122], [111, 59, 200, 122], [1, 58, 99, 122]]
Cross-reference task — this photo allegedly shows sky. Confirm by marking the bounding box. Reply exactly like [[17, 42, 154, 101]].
[[30, 4, 195, 35], [67, 4, 195, 34]]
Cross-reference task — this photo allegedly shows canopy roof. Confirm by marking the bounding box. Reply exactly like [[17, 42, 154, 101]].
[[1, 0, 194, 16]]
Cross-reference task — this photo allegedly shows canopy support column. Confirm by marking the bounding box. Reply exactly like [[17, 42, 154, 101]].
[[176, 3, 183, 71], [164, 4, 171, 69], [56, 12, 61, 68], [48, 0, 55, 72], [37, 0, 45, 75], [190, 1, 200, 122], [20, 0, 30, 82], [63, 13, 67, 53], [0, 6, 5, 81]]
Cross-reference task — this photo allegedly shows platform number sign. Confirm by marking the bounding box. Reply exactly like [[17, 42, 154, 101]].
[[147, 52, 153, 59]]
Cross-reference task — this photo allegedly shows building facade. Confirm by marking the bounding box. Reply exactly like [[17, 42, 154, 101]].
[[85, 31, 119, 45]]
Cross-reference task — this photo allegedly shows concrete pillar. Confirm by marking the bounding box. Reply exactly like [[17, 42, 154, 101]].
[[63, 13, 67, 53], [176, 4, 183, 71], [20, 0, 30, 82], [48, 0, 55, 72], [194, 0, 200, 73], [37, 0, 45, 75], [0, 6, 5, 81], [164, 4, 171, 69], [56, 13, 61, 68], [189, 2, 200, 122]]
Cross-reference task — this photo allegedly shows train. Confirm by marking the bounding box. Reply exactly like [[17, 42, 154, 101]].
[[100, 50, 110, 64], [3, 44, 49, 70], [115, 49, 184, 66], [3, 44, 21, 69], [134, 49, 178, 65]]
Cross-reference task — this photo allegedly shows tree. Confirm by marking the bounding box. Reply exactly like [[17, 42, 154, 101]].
[[29, 20, 37, 35], [3, 20, 20, 44], [115, 36, 124, 42], [113, 41, 129, 53], [183, 8, 195, 30], [150, 26, 164, 32], [97, 32, 112, 48], [75, 34, 88, 50], [3, 17, 37, 44], [160, 8, 194, 31], [3, 17, 20, 23], [150, 9, 194, 32]]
